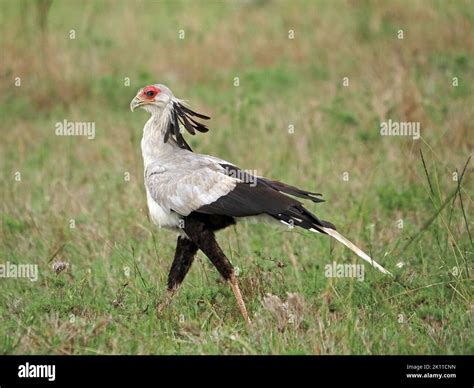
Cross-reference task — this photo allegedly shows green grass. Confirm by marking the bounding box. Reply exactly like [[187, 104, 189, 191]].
[[0, 0, 472, 354]]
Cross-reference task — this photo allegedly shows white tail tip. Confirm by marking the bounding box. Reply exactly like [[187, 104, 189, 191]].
[[321, 227, 393, 276]]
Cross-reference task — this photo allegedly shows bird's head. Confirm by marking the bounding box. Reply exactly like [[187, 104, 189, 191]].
[[130, 83, 175, 115], [130, 83, 211, 149]]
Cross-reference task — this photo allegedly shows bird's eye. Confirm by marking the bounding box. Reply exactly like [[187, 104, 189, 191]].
[[146, 90, 155, 97]]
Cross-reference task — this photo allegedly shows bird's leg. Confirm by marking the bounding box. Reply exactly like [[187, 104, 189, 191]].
[[167, 236, 198, 290], [228, 272, 250, 324], [156, 288, 176, 316], [184, 217, 251, 324], [157, 235, 198, 316]]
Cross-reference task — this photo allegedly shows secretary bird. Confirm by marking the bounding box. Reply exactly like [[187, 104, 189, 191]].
[[130, 84, 392, 323]]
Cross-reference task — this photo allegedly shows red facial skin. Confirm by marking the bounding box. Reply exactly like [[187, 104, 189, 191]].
[[140, 85, 161, 100]]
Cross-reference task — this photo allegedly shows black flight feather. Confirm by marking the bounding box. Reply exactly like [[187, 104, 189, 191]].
[[163, 102, 211, 151], [174, 102, 210, 133], [162, 102, 211, 150], [178, 104, 211, 120], [177, 112, 196, 135], [196, 164, 335, 232]]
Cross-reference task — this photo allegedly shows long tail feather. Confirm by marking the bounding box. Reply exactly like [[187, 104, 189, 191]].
[[321, 227, 393, 276]]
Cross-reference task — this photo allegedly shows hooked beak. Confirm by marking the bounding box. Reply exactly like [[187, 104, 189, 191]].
[[130, 96, 147, 112]]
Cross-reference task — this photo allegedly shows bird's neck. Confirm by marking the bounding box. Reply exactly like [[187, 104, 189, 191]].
[[141, 108, 179, 166]]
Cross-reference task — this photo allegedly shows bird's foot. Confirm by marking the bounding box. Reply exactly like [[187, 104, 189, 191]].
[[156, 288, 177, 317]]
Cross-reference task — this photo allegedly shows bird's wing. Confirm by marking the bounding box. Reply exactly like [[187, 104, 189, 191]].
[[145, 158, 239, 216], [195, 164, 333, 232], [146, 153, 331, 230]]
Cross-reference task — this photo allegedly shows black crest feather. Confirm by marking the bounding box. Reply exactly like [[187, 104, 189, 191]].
[[163, 102, 211, 151]]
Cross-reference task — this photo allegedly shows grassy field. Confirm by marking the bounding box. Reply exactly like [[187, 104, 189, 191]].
[[0, 0, 472, 355]]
